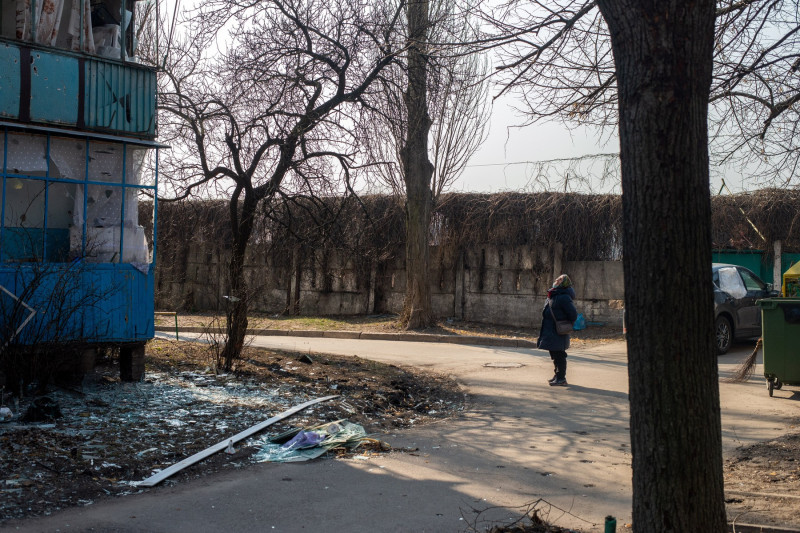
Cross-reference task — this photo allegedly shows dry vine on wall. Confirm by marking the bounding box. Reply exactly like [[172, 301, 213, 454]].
[[145, 189, 799, 311]]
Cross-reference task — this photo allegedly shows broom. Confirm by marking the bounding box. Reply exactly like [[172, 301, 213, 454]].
[[724, 338, 762, 383]]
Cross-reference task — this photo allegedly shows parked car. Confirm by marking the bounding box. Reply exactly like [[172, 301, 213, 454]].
[[713, 263, 779, 354]]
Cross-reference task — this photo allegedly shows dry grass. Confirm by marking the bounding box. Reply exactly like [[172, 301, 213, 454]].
[[155, 313, 626, 346]]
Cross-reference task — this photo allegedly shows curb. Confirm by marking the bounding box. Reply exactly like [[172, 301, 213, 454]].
[[727, 524, 800, 533], [153, 326, 536, 349]]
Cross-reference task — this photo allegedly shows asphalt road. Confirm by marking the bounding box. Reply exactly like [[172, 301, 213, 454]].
[[6, 335, 797, 533]]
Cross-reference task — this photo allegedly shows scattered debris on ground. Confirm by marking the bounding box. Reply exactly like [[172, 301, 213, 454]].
[[254, 419, 375, 463], [724, 430, 800, 529], [466, 499, 602, 533], [0, 339, 465, 523], [3, 327, 798, 531]]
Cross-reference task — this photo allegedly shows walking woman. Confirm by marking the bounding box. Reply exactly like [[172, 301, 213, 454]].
[[537, 274, 578, 386]]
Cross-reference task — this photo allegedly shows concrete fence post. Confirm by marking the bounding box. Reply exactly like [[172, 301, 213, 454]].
[[367, 263, 376, 314], [454, 250, 465, 319], [552, 242, 564, 281]]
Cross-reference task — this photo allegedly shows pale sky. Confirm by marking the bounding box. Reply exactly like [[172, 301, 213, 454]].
[[458, 96, 757, 196], [458, 96, 618, 194], [155, 0, 762, 198]]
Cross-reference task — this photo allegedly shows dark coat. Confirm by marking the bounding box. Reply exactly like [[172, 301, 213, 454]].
[[537, 286, 578, 351]]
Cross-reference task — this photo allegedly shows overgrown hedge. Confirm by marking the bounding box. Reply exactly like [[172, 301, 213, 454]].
[[141, 189, 800, 283]]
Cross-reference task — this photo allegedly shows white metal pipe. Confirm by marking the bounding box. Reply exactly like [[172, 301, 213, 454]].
[[0, 284, 37, 352]]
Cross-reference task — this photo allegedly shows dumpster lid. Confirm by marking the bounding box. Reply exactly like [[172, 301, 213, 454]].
[[758, 296, 800, 309], [784, 262, 800, 277]]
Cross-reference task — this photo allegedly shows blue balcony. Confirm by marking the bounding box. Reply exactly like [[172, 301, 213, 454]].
[[0, 39, 155, 139], [0, 127, 160, 346], [0, 262, 155, 345]]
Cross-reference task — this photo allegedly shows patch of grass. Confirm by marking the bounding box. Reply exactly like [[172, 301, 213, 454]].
[[156, 312, 400, 332], [154, 312, 624, 345]]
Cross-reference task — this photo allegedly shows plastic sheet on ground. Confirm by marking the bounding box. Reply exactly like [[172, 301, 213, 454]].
[[253, 420, 368, 463]]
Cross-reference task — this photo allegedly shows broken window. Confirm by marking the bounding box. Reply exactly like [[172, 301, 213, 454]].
[[2, 132, 46, 261], [45, 181, 76, 261], [738, 267, 766, 292], [128, 145, 152, 186], [1, 129, 156, 265], [6, 133, 48, 176], [717, 267, 747, 299], [88, 141, 123, 183], [49, 137, 86, 180], [2, 176, 45, 261], [0, 0, 145, 59], [84, 183, 122, 262]]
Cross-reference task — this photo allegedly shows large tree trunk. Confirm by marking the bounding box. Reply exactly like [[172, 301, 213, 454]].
[[220, 193, 256, 372], [400, 0, 435, 330], [596, 1, 726, 530]]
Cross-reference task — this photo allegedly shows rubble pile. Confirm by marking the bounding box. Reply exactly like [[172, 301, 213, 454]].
[[0, 341, 465, 523]]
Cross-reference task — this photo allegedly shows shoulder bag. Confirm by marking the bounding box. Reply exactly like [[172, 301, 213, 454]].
[[548, 299, 574, 335]]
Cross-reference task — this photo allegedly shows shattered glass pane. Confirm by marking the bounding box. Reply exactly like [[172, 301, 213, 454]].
[[6, 133, 47, 176], [88, 142, 123, 183], [2, 177, 45, 261], [49, 137, 87, 181], [45, 181, 77, 261]]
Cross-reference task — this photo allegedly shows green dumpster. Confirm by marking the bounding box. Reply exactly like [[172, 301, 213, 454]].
[[757, 298, 800, 397]]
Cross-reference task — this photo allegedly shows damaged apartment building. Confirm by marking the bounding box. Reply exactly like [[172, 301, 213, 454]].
[[0, 0, 159, 385]]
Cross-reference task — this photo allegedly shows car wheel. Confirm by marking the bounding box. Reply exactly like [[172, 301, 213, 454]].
[[715, 315, 732, 355]]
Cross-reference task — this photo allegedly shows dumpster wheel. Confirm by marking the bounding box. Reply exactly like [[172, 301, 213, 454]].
[[774, 379, 783, 390]]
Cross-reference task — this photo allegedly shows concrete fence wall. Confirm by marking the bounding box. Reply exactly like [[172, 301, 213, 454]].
[[155, 243, 625, 328]]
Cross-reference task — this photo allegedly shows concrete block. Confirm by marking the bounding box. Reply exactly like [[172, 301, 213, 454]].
[[80, 348, 97, 374], [120, 343, 145, 382]]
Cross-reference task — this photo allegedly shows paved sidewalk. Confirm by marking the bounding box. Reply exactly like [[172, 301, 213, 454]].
[[6, 336, 796, 533]]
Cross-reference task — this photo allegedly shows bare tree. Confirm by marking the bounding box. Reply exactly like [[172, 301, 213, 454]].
[[482, 0, 800, 185], [362, 0, 490, 328], [710, 0, 800, 185], [481, 0, 727, 529], [150, 0, 404, 370], [398, 0, 437, 328], [599, 1, 725, 528]]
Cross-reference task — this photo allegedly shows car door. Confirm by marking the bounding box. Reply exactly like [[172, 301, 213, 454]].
[[736, 266, 769, 336]]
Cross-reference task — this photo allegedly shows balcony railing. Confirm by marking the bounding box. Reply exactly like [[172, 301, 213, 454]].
[[0, 39, 155, 139]]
